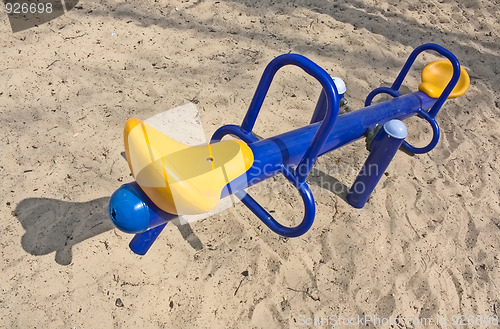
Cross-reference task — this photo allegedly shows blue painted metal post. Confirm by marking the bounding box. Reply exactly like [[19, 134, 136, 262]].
[[346, 120, 407, 209], [129, 223, 167, 255], [311, 77, 346, 124]]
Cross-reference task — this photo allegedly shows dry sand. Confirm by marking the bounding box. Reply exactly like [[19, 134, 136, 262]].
[[1, 0, 499, 328]]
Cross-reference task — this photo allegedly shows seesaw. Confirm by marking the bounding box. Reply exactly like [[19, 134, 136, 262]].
[[109, 43, 469, 255]]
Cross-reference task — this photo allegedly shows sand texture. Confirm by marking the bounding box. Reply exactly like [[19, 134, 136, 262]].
[[1, 0, 499, 328]]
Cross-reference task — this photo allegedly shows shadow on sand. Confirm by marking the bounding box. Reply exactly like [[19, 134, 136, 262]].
[[14, 196, 202, 265]]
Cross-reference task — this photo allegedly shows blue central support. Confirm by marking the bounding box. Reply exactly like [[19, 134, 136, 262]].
[[219, 91, 436, 197], [346, 120, 408, 208]]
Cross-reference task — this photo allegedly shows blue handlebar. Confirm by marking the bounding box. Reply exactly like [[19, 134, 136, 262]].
[[392, 43, 461, 119], [241, 53, 340, 183], [364, 43, 461, 154], [213, 53, 340, 237], [395, 44, 460, 154]]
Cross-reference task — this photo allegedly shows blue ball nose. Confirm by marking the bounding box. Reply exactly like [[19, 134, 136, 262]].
[[109, 183, 151, 234]]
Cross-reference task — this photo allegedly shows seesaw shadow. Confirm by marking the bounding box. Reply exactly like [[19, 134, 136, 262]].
[[307, 167, 349, 203], [14, 196, 202, 265]]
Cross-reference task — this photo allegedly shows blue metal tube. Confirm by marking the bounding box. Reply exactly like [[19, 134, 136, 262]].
[[220, 91, 436, 197], [235, 165, 316, 237], [129, 223, 167, 255], [346, 120, 407, 208], [311, 89, 328, 124], [391, 43, 461, 118], [311, 85, 345, 124], [212, 124, 260, 144], [239, 53, 340, 184], [109, 181, 176, 254]]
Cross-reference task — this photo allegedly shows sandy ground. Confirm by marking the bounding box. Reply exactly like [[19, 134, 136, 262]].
[[1, 0, 499, 328]]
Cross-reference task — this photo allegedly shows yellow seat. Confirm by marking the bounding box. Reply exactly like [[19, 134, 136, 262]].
[[418, 60, 470, 98], [124, 118, 254, 215]]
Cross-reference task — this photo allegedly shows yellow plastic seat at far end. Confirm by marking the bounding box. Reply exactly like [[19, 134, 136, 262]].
[[418, 60, 470, 99], [123, 118, 254, 215]]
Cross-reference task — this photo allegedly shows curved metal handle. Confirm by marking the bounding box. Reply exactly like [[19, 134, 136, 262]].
[[365, 44, 458, 154], [401, 109, 441, 154], [241, 54, 340, 184], [391, 43, 461, 118], [364, 86, 402, 107], [236, 166, 315, 237]]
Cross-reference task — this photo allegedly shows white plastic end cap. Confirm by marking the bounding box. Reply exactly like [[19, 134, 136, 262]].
[[332, 77, 347, 95], [384, 119, 407, 139]]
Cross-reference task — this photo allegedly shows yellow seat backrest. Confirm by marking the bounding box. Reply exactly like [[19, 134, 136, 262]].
[[418, 60, 470, 99], [124, 118, 254, 215]]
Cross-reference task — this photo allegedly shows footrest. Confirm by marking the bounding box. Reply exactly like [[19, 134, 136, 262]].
[[236, 166, 316, 237]]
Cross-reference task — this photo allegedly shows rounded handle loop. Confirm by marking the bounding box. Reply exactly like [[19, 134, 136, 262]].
[[391, 43, 461, 118], [236, 165, 316, 237], [241, 54, 340, 184], [401, 109, 441, 154]]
